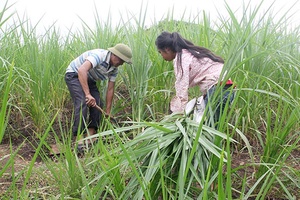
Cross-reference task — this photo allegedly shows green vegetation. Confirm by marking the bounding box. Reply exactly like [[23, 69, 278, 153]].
[[0, 0, 299, 199]]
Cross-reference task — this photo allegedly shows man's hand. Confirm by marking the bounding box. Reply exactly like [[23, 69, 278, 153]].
[[94, 105, 118, 124], [85, 94, 96, 107], [105, 114, 118, 124]]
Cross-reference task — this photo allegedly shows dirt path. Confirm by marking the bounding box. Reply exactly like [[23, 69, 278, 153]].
[[0, 142, 43, 194]]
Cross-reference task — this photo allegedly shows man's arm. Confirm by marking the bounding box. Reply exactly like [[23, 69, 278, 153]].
[[105, 81, 115, 114], [78, 60, 95, 106]]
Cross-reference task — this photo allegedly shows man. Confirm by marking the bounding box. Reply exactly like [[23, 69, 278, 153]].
[[65, 43, 132, 151]]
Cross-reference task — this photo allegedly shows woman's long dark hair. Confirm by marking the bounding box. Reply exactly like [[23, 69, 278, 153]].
[[155, 31, 224, 65]]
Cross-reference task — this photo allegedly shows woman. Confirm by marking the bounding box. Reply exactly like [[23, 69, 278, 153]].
[[155, 31, 234, 125]]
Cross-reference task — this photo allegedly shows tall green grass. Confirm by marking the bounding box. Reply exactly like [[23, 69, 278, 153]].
[[0, 59, 12, 143], [0, 0, 299, 199]]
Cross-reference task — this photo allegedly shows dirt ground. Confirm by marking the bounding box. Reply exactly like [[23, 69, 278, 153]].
[[0, 142, 43, 196], [0, 106, 299, 199], [1, 132, 299, 199]]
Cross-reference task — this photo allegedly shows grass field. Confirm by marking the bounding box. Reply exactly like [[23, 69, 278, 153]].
[[0, 0, 299, 199]]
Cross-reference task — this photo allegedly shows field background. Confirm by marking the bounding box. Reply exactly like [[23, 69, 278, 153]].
[[0, 0, 299, 199]]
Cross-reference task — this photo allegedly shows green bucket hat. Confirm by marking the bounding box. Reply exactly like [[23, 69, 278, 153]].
[[108, 43, 132, 64]]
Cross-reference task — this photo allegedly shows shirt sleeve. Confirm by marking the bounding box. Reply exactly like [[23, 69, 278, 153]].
[[170, 54, 191, 113]]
